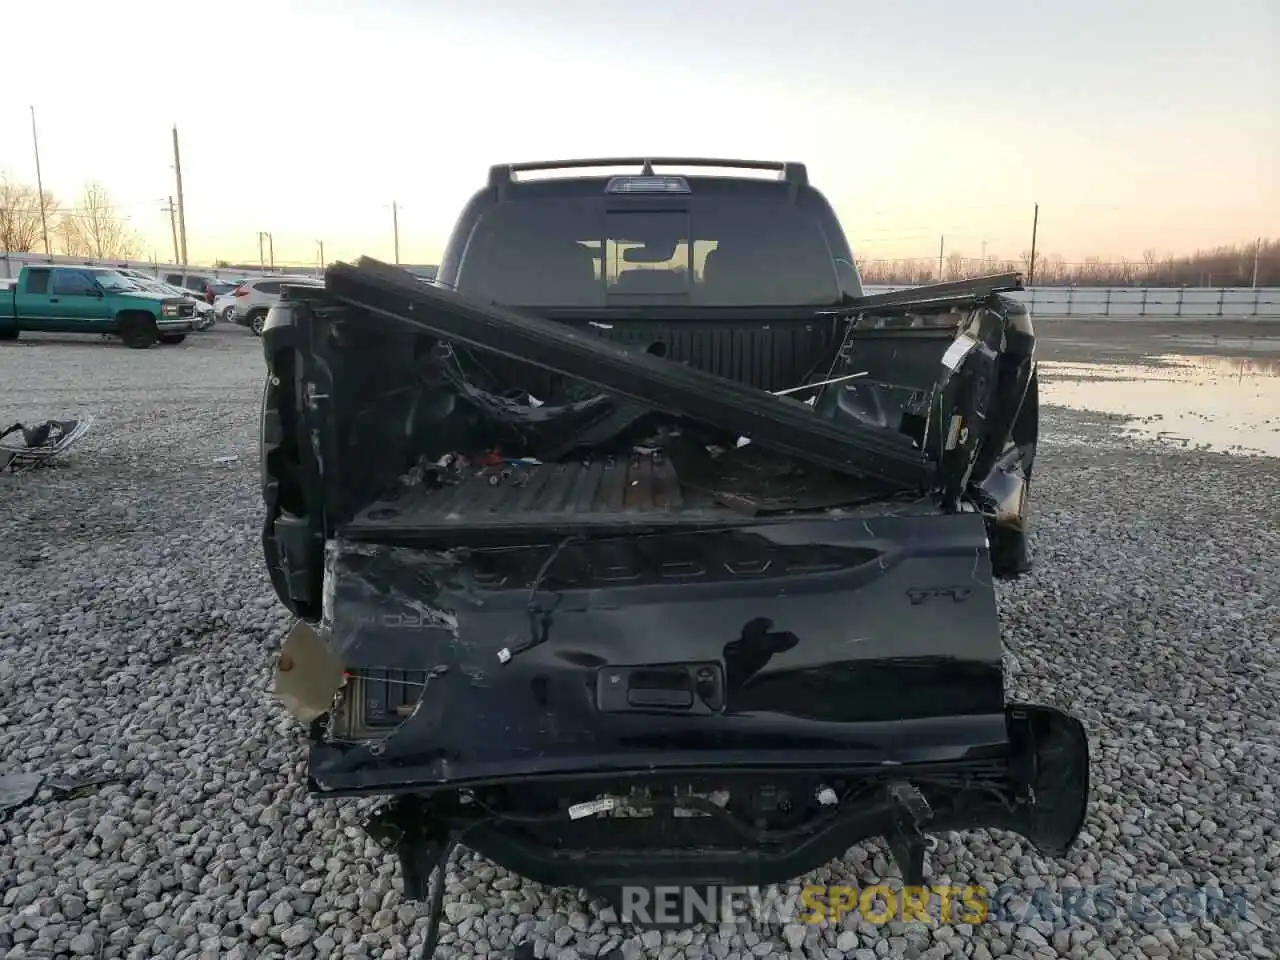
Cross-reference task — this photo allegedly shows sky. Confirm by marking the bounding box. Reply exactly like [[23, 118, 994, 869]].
[[1, 0, 1276, 268]]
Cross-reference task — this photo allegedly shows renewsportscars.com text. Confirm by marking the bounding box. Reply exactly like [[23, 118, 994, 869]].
[[617, 883, 1253, 928]]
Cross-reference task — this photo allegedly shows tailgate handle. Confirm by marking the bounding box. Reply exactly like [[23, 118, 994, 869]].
[[627, 669, 694, 708], [596, 663, 724, 714]]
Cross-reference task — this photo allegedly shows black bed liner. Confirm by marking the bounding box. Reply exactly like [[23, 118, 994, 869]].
[[344, 449, 898, 537], [323, 258, 931, 490], [351, 454, 692, 533]]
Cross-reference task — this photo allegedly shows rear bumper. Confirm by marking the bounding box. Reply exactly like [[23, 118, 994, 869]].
[[357, 703, 1088, 918]]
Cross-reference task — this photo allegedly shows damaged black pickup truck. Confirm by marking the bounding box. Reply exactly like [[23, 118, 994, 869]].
[[260, 158, 1088, 941]]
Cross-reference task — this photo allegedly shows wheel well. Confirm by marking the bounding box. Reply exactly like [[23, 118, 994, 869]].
[[115, 309, 157, 326]]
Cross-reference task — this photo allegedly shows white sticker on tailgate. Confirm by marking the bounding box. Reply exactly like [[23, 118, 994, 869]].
[[940, 334, 978, 371], [568, 797, 617, 820]]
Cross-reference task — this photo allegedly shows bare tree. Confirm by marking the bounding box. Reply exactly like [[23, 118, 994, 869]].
[[55, 182, 139, 259], [1142, 249, 1158, 281], [944, 251, 966, 280], [0, 176, 59, 252], [55, 215, 90, 257]]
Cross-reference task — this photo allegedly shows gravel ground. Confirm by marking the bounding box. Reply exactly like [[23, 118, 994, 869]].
[[1, 324, 1277, 960]]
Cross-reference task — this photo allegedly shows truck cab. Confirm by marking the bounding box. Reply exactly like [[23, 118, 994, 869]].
[[0, 265, 196, 347], [437, 157, 866, 307]]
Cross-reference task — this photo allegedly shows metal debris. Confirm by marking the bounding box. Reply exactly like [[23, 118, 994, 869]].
[[0, 416, 95, 472]]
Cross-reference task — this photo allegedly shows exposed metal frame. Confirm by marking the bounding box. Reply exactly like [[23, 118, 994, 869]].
[[837, 273, 1025, 315]]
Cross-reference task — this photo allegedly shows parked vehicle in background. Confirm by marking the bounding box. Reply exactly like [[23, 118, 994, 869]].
[[116, 268, 158, 284], [204, 278, 239, 304], [131, 278, 217, 329], [1, 265, 196, 346], [162, 271, 231, 303], [231, 276, 324, 335], [213, 288, 241, 323]]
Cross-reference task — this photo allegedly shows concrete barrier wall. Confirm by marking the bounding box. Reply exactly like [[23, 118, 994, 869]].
[[1026, 286, 1279, 318], [862, 285, 1280, 318]]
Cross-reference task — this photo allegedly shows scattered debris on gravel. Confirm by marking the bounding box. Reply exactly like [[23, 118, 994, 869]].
[[1, 326, 1276, 960]]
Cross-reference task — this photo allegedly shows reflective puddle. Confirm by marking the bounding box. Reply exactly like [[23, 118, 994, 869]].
[[1038, 354, 1280, 456], [1154, 334, 1280, 354]]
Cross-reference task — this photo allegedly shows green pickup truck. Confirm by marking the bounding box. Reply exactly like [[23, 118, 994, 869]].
[[0, 265, 196, 347]]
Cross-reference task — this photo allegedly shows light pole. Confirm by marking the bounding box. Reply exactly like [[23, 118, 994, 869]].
[[172, 125, 189, 267], [1028, 203, 1039, 286], [392, 201, 400, 265], [258, 232, 274, 271], [29, 106, 50, 254], [162, 197, 180, 263]]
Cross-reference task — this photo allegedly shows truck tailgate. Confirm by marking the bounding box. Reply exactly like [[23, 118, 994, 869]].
[[309, 509, 1007, 793]]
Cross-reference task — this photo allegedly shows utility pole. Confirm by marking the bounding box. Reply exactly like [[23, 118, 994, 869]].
[[30, 106, 50, 254], [258, 232, 265, 271], [981, 240, 987, 269], [937, 235, 945, 281], [162, 197, 180, 263], [392, 201, 400, 264], [1252, 236, 1262, 288], [172, 125, 189, 267], [258, 232, 273, 271], [1028, 203, 1039, 286], [317, 240, 325, 275]]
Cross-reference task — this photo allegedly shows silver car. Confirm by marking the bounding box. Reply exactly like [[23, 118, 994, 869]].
[[229, 276, 323, 335]]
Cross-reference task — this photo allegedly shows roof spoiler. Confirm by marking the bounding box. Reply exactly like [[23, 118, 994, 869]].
[[487, 157, 809, 189]]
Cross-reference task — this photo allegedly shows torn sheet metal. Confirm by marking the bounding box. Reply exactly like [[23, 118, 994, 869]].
[[323, 258, 929, 490], [0, 416, 95, 472], [834, 273, 1024, 315]]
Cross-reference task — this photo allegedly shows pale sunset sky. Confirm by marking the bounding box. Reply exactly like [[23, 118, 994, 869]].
[[2, 0, 1276, 268]]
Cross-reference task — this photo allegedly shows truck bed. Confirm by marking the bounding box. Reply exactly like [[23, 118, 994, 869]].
[[342, 449, 898, 538]]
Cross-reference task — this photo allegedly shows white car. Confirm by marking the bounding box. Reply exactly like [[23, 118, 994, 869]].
[[212, 289, 242, 324], [116, 268, 158, 284], [130, 278, 217, 329], [229, 276, 324, 335]]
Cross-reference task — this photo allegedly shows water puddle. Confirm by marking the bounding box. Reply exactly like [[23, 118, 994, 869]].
[[1154, 334, 1280, 354], [1038, 354, 1280, 456]]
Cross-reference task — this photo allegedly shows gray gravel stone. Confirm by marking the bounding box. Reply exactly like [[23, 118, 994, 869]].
[[1, 327, 1277, 960]]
